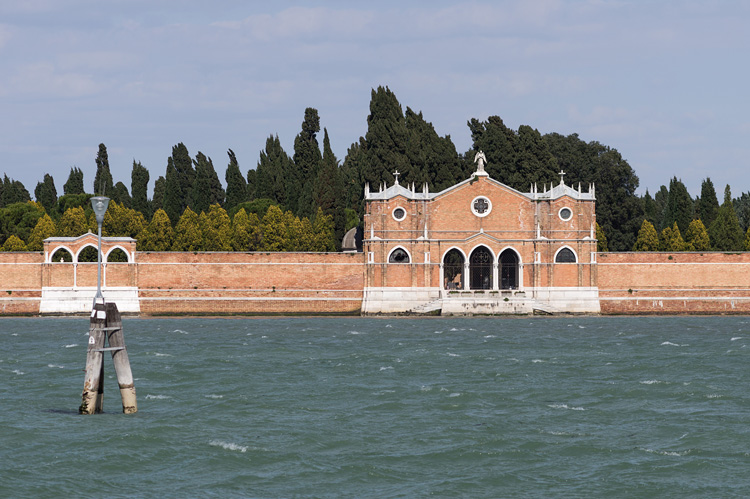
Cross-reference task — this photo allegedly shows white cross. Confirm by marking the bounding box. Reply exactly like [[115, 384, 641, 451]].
[[393, 170, 400, 185], [559, 169, 566, 185]]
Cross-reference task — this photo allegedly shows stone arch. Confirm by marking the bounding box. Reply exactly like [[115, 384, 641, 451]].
[[387, 246, 411, 264], [554, 246, 578, 263], [105, 245, 131, 263], [442, 247, 466, 290], [50, 246, 73, 263], [75, 243, 101, 263], [469, 245, 494, 290], [499, 247, 521, 290]]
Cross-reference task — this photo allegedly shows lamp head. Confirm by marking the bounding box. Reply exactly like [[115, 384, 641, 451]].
[[91, 196, 110, 226]]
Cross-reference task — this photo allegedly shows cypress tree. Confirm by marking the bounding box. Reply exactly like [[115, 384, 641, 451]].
[[684, 219, 710, 251], [171, 143, 195, 210], [131, 160, 150, 218], [697, 178, 719, 229], [733, 191, 750, 232], [293, 108, 323, 218], [642, 190, 657, 227], [224, 149, 247, 213], [662, 177, 693, 234], [152, 176, 165, 213], [246, 169, 257, 201], [633, 220, 659, 251], [363, 86, 410, 189], [0, 175, 31, 207], [63, 167, 85, 195], [340, 138, 367, 216], [34, 174, 58, 213], [313, 129, 346, 249], [709, 185, 744, 250], [190, 152, 225, 214], [162, 158, 183, 226], [405, 107, 462, 191], [93, 143, 114, 196], [112, 181, 131, 208], [467, 116, 518, 186], [255, 135, 292, 206]]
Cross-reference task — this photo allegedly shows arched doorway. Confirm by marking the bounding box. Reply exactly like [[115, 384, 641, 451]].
[[469, 246, 493, 290], [443, 249, 464, 290], [499, 249, 519, 290]]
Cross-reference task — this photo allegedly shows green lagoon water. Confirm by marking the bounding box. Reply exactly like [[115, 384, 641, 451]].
[[2, 316, 750, 498]]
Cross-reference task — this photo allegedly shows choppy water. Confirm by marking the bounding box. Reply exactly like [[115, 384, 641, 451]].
[[2, 316, 750, 498]]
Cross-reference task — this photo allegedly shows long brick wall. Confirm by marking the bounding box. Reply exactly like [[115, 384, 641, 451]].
[[598, 252, 750, 314]]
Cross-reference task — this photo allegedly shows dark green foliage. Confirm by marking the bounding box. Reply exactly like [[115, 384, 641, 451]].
[[0, 175, 31, 208], [733, 191, 750, 232], [340, 138, 367, 217], [653, 185, 669, 230], [172, 143, 195, 208], [293, 108, 323, 218], [54, 193, 92, 218], [152, 176, 165, 213], [246, 169, 257, 201], [230, 198, 280, 220], [112, 181, 131, 208], [544, 133, 642, 251], [224, 149, 247, 213], [190, 152, 225, 214], [255, 135, 293, 207], [34, 174, 57, 213], [0, 201, 44, 246], [405, 108, 463, 191], [314, 128, 345, 248], [697, 178, 719, 229], [642, 190, 657, 227], [662, 177, 693, 234], [131, 160, 150, 218], [162, 158, 184, 226], [709, 185, 744, 250], [363, 86, 410, 189], [93, 143, 114, 196], [63, 167, 85, 195]]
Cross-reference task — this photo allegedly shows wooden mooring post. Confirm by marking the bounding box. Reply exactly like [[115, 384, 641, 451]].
[[79, 302, 137, 414]]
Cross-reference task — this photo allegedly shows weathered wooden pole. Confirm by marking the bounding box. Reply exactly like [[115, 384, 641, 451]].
[[105, 302, 137, 414], [79, 303, 107, 414]]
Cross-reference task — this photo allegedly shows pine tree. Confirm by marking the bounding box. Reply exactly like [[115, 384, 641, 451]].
[[173, 207, 202, 251], [201, 204, 232, 251], [34, 174, 57, 213], [293, 108, 323, 218], [697, 178, 720, 229], [660, 222, 686, 251], [190, 152, 225, 214], [138, 209, 173, 251], [93, 143, 114, 196], [260, 205, 286, 251], [131, 160, 150, 218], [0, 174, 31, 208], [684, 219, 710, 251], [633, 220, 659, 251], [63, 167, 85, 195], [27, 213, 57, 251], [709, 185, 744, 250], [2, 234, 27, 251], [224, 149, 247, 213]]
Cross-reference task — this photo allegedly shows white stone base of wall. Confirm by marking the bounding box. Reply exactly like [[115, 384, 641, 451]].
[[39, 287, 141, 314], [363, 286, 600, 315]]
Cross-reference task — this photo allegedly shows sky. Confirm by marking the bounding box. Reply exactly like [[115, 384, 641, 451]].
[[1, 0, 749, 200]]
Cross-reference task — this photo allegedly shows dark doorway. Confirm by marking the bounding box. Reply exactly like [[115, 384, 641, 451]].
[[443, 249, 464, 290], [469, 246, 493, 290], [499, 249, 519, 290]]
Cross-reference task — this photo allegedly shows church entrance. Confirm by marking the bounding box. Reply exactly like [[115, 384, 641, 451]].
[[443, 249, 464, 290], [499, 249, 519, 290], [469, 246, 493, 290]]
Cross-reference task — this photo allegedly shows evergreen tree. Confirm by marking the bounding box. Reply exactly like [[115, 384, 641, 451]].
[[201, 204, 232, 251], [112, 181, 131, 208], [662, 177, 693, 234], [27, 213, 57, 251], [293, 108, 323, 218], [633, 220, 659, 251], [260, 205, 286, 251], [733, 191, 750, 232], [34, 174, 57, 213], [660, 222, 686, 251], [0, 174, 31, 208], [0, 201, 44, 245], [255, 135, 293, 207], [362, 86, 410, 189], [709, 185, 744, 250], [467, 116, 519, 186], [172, 207, 202, 251], [162, 158, 184, 226], [152, 176, 165, 213], [405, 107, 462, 191], [596, 222, 608, 252], [93, 143, 114, 196], [314, 128, 345, 247], [190, 152, 225, 214], [340, 138, 367, 217], [231, 208, 251, 251], [697, 178, 719, 229], [63, 167, 85, 195], [138, 209, 173, 251], [283, 210, 303, 251], [224, 149, 247, 213], [102, 202, 145, 238], [131, 160, 150, 218], [653, 185, 669, 230], [684, 219, 710, 251], [642, 190, 657, 227], [57, 206, 89, 237], [745, 226, 750, 251], [2, 234, 27, 251], [171, 143, 195, 209], [246, 169, 257, 201], [311, 207, 335, 251]]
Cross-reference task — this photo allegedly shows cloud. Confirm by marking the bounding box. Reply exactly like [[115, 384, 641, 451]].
[[10, 62, 99, 98]]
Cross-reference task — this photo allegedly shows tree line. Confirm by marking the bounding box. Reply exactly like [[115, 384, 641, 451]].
[[1, 86, 749, 253]]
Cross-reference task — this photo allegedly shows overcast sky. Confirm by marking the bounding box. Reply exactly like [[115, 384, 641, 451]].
[[2, 0, 748, 200]]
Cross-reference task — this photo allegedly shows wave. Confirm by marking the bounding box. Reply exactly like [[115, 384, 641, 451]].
[[64, 344, 78, 348], [209, 440, 247, 453], [661, 341, 681, 347], [145, 394, 171, 400], [731, 337, 743, 341], [204, 394, 223, 399], [47, 364, 64, 369], [548, 403, 584, 411]]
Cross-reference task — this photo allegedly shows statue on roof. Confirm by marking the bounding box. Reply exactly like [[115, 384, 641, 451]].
[[474, 150, 487, 174]]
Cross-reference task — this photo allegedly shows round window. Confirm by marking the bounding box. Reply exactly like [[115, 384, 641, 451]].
[[471, 196, 492, 217], [559, 207, 572, 221], [392, 207, 406, 221]]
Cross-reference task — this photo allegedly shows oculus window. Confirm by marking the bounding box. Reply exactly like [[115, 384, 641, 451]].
[[392, 207, 406, 221], [471, 196, 492, 217], [389, 248, 410, 263], [559, 207, 573, 221]]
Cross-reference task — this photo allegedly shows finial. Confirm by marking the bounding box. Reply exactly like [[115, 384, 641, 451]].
[[559, 169, 566, 185], [393, 170, 400, 185]]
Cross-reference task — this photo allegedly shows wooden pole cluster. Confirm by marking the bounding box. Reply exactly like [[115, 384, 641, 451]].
[[79, 302, 137, 414]]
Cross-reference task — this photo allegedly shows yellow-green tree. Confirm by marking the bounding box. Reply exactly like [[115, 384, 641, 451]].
[[595, 222, 608, 252], [660, 222, 686, 251], [283, 210, 303, 251], [232, 208, 262, 251], [27, 213, 57, 251], [103, 201, 146, 238], [311, 207, 335, 252], [684, 219, 710, 251], [632, 219, 659, 251], [261, 205, 286, 251], [2, 234, 27, 251], [138, 209, 174, 251], [746, 226, 750, 251], [57, 206, 89, 237], [173, 207, 203, 251], [201, 204, 232, 251]]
